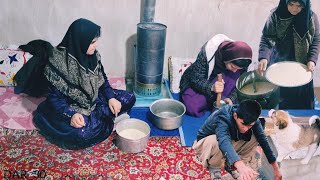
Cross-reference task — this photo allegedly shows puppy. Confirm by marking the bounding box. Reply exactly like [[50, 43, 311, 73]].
[[268, 109, 320, 164]]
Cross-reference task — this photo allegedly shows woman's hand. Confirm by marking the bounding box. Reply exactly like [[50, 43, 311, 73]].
[[257, 59, 268, 76], [211, 80, 225, 93], [224, 98, 233, 105], [108, 98, 122, 117], [307, 61, 315, 72], [71, 113, 85, 128]]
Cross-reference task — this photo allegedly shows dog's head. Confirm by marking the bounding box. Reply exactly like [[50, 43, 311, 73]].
[[268, 109, 292, 129]]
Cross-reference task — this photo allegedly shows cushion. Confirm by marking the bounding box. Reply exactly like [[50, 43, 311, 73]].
[[168, 56, 196, 93], [0, 46, 32, 86], [0, 87, 45, 130]]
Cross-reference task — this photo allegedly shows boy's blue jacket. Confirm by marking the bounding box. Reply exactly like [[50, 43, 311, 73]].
[[197, 105, 276, 166]]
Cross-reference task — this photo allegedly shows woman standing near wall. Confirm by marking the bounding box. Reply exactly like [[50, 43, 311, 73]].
[[258, 0, 320, 109]]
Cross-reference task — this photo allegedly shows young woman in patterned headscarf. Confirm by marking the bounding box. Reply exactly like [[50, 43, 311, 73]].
[[258, 0, 320, 109], [179, 34, 252, 117], [33, 18, 136, 150]]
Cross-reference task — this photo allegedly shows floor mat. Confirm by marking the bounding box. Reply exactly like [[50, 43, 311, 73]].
[[0, 128, 210, 179], [170, 91, 210, 146]]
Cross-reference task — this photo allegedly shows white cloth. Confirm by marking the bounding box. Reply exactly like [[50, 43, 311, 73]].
[[205, 34, 234, 79]]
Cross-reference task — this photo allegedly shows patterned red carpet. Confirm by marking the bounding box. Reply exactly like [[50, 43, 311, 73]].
[[0, 128, 211, 179]]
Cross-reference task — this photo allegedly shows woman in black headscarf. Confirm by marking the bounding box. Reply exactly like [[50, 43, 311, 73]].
[[33, 18, 136, 150], [258, 0, 320, 109]]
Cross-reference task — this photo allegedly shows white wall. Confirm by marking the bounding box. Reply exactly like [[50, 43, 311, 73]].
[[1, 0, 320, 85]]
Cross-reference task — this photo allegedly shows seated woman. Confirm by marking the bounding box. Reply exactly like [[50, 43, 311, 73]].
[[179, 34, 252, 117], [33, 18, 136, 150]]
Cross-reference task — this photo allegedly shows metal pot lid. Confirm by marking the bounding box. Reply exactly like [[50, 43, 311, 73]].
[[265, 61, 313, 87]]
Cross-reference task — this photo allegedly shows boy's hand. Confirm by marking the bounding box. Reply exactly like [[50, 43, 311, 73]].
[[234, 161, 259, 180]]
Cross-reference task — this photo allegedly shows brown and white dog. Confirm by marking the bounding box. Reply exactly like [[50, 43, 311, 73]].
[[269, 109, 320, 164]]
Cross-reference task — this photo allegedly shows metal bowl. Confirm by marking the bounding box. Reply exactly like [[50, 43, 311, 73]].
[[149, 99, 186, 130], [115, 118, 150, 153]]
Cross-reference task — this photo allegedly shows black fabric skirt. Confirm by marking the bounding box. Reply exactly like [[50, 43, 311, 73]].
[[279, 80, 314, 109]]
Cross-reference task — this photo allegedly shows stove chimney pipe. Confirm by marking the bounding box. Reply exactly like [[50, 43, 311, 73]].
[[141, 0, 156, 22]]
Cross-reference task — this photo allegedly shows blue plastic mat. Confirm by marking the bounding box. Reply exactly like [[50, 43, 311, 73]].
[[170, 92, 211, 146], [128, 107, 179, 137]]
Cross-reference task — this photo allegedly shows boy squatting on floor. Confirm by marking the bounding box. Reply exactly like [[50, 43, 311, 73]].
[[192, 100, 282, 180]]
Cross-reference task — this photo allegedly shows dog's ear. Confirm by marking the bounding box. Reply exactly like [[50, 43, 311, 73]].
[[268, 109, 276, 117], [278, 119, 288, 129], [309, 115, 320, 126], [315, 117, 320, 129], [275, 119, 288, 128], [316, 118, 320, 126], [275, 111, 290, 129]]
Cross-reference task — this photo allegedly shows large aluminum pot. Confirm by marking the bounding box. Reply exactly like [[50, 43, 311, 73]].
[[115, 118, 150, 153], [236, 71, 280, 109], [149, 99, 186, 130]]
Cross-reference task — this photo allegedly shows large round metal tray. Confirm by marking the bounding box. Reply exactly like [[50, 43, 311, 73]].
[[265, 61, 313, 87]]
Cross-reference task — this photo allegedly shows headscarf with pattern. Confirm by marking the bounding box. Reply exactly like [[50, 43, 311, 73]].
[[45, 18, 105, 115]]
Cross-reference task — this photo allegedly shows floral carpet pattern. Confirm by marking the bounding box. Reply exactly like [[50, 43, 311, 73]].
[[0, 128, 211, 180]]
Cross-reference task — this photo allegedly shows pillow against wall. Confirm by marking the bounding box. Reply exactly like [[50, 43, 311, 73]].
[[168, 56, 196, 93], [0, 46, 32, 86]]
